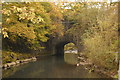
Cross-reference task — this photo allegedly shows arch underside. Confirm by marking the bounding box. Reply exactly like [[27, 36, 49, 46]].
[[55, 41, 76, 56], [45, 35, 82, 56], [55, 42, 69, 55]]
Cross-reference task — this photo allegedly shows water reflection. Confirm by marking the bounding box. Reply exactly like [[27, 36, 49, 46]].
[[3, 54, 106, 78]]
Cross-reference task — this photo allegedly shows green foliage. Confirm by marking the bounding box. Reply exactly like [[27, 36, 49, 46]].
[[64, 43, 77, 51], [2, 2, 64, 51], [2, 51, 33, 64], [2, 2, 118, 74], [63, 2, 118, 71], [113, 74, 118, 78], [81, 3, 118, 70]]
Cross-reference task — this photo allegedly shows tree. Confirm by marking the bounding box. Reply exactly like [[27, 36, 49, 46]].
[[62, 2, 118, 70], [2, 2, 64, 51]]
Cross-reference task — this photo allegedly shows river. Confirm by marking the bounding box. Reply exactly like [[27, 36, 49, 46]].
[[3, 53, 106, 78]]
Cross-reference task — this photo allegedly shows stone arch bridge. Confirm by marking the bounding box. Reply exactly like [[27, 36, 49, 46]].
[[44, 33, 83, 56]]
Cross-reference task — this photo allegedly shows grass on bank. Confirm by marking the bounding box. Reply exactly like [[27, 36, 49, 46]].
[[2, 51, 36, 64]]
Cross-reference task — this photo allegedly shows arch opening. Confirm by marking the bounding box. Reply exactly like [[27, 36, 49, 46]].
[[64, 43, 78, 64], [55, 42, 78, 56], [64, 42, 78, 54]]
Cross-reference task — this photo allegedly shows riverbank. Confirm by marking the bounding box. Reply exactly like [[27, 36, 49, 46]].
[[2, 57, 37, 69], [77, 54, 118, 78], [2, 51, 38, 69], [2, 51, 55, 69], [2, 51, 118, 78]]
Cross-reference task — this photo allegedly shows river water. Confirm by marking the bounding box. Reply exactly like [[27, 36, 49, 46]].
[[3, 53, 106, 78]]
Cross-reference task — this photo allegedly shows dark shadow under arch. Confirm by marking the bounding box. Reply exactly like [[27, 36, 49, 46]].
[[55, 41, 77, 56]]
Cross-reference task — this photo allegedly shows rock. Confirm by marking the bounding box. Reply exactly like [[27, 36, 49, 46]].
[[16, 60, 20, 64], [4, 67, 8, 70], [77, 64, 79, 66], [32, 57, 37, 60], [3, 57, 37, 69], [77, 57, 84, 60], [93, 65, 97, 68], [3, 64, 8, 68], [7, 63, 11, 67], [85, 67, 88, 69], [7, 62, 16, 67], [23, 59, 27, 62], [23, 59, 31, 62], [19, 60, 23, 63], [91, 69, 95, 72], [27, 59, 31, 61]]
